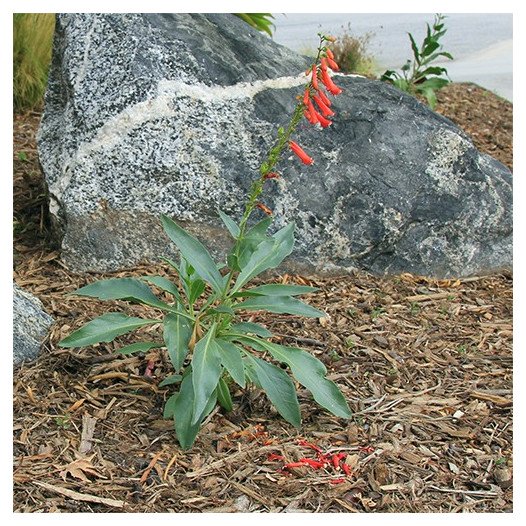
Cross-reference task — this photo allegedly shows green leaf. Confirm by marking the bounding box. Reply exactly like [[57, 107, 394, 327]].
[[244, 284, 318, 296], [235, 217, 273, 269], [116, 341, 163, 355], [261, 341, 352, 418], [408, 32, 420, 64], [419, 77, 450, 90], [191, 326, 222, 424], [422, 40, 440, 57], [161, 215, 224, 294], [59, 313, 159, 348], [72, 277, 169, 310], [218, 209, 240, 238], [163, 311, 192, 371], [233, 223, 295, 292], [141, 276, 182, 302], [216, 339, 246, 387], [188, 278, 206, 305], [234, 295, 325, 318], [421, 87, 438, 109], [230, 322, 272, 338], [159, 374, 182, 387], [173, 372, 217, 450], [216, 377, 233, 412], [414, 66, 448, 79], [163, 393, 178, 418], [245, 354, 301, 428]]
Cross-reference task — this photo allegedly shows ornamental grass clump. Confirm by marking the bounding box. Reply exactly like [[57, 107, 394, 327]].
[[59, 34, 351, 449]]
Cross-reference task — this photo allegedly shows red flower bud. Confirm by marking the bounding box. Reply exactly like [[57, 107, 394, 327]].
[[326, 48, 335, 60], [289, 140, 314, 165]]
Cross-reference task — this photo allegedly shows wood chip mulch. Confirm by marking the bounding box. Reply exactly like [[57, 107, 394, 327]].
[[13, 84, 513, 513]]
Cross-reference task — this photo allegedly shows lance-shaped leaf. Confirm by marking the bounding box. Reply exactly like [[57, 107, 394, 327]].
[[141, 276, 182, 302], [233, 223, 295, 292], [163, 393, 178, 418], [254, 340, 351, 419], [234, 295, 325, 318], [235, 216, 273, 269], [244, 354, 301, 428], [230, 322, 272, 338], [174, 372, 217, 450], [216, 339, 246, 387], [116, 341, 163, 355], [161, 215, 224, 294], [242, 284, 318, 296], [216, 377, 233, 412], [59, 313, 159, 348], [191, 326, 222, 424], [72, 278, 170, 310], [163, 311, 192, 371], [218, 209, 240, 238], [159, 374, 182, 388]]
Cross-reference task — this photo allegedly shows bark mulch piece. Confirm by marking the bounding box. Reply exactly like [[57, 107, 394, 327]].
[[13, 84, 513, 513]]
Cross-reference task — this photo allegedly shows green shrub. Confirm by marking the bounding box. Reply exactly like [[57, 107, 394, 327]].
[[328, 24, 376, 77], [13, 13, 55, 112], [380, 14, 453, 109]]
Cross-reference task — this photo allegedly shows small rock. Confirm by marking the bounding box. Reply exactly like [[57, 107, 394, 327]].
[[13, 283, 54, 366]]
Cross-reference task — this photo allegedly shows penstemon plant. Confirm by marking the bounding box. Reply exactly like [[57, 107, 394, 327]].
[[59, 34, 351, 449]]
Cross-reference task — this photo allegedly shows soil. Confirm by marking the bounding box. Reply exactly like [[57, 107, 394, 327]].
[[12, 83, 513, 513]]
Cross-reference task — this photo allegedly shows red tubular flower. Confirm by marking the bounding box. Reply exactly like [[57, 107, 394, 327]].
[[289, 140, 314, 165], [311, 64, 319, 90], [313, 94, 335, 117], [303, 88, 310, 106], [303, 109, 317, 125], [320, 57, 329, 72], [326, 48, 335, 60], [326, 56, 339, 71], [321, 67, 343, 95], [314, 110, 332, 128], [297, 439, 324, 453], [317, 88, 332, 107], [341, 463, 352, 476], [306, 99, 320, 123]]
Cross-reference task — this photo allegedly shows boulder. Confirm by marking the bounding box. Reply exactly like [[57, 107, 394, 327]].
[[38, 13, 512, 278], [13, 284, 54, 366]]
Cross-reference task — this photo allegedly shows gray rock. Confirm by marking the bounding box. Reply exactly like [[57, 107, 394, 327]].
[[38, 13, 512, 278], [13, 284, 54, 366]]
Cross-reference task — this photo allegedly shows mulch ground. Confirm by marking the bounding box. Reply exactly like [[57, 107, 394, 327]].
[[12, 83, 513, 513]]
